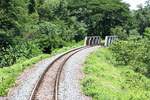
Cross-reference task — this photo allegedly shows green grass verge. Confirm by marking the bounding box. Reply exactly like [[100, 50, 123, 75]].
[[82, 48, 150, 100], [0, 41, 83, 96], [0, 54, 50, 96]]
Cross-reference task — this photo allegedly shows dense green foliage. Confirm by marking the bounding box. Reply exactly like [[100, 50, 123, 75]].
[[67, 0, 130, 37], [110, 37, 150, 76], [0, 39, 42, 67], [82, 48, 150, 100], [0, 0, 87, 67], [108, 0, 150, 78], [126, 0, 150, 37], [0, 0, 131, 67], [144, 27, 150, 39], [111, 26, 128, 40]]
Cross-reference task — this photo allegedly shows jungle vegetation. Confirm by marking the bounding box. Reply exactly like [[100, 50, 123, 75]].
[[0, 0, 130, 67]]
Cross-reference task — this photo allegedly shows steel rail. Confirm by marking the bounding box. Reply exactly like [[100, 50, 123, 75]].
[[29, 46, 88, 100], [53, 47, 89, 100]]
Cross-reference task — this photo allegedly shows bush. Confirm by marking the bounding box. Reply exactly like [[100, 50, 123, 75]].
[[33, 21, 67, 53], [33, 20, 86, 53], [129, 29, 140, 37], [110, 38, 150, 76], [111, 26, 128, 40], [0, 39, 42, 67], [144, 27, 150, 40]]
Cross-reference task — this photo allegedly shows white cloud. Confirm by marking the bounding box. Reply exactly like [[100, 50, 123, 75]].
[[122, 0, 147, 10]]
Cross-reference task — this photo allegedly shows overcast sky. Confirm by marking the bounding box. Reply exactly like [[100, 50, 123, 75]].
[[122, 0, 147, 10]]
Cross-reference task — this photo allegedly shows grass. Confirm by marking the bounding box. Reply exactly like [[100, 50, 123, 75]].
[[0, 54, 49, 96], [0, 41, 83, 96], [81, 48, 150, 100]]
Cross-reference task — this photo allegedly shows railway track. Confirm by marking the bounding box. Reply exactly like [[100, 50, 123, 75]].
[[29, 46, 88, 100]]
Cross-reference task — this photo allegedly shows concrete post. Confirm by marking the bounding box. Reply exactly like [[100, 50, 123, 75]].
[[84, 37, 88, 46], [105, 36, 108, 47]]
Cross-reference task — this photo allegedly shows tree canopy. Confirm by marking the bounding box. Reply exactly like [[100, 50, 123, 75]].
[[67, 0, 130, 37]]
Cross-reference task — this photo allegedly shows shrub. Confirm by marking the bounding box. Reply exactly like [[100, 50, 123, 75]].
[[111, 26, 128, 40], [33, 21, 67, 53], [33, 20, 86, 53], [110, 38, 150, 76], [0, 39, 42, 67], [144, 27, 150, 40]]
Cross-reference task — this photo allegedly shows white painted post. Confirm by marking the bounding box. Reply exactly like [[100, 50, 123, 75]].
[[105, 36, 108, 47], [85, 36, 101, 46], [84, 36, 88, 46], [98, 37, 100, 45], [105, 36, 118, 47], [108, 37, 111, 46]]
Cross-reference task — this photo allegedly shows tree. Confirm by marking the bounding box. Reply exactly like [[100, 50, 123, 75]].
[[0, 0, 30, 36], [133, 0, 150, 37], [67, 0, 130, 38]]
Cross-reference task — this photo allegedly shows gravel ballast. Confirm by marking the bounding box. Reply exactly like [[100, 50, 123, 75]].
[[33, 49, 80, 100], [8, 53, 63, 100], [59, 46, 99, 100], [7, 46, 99, 100]]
